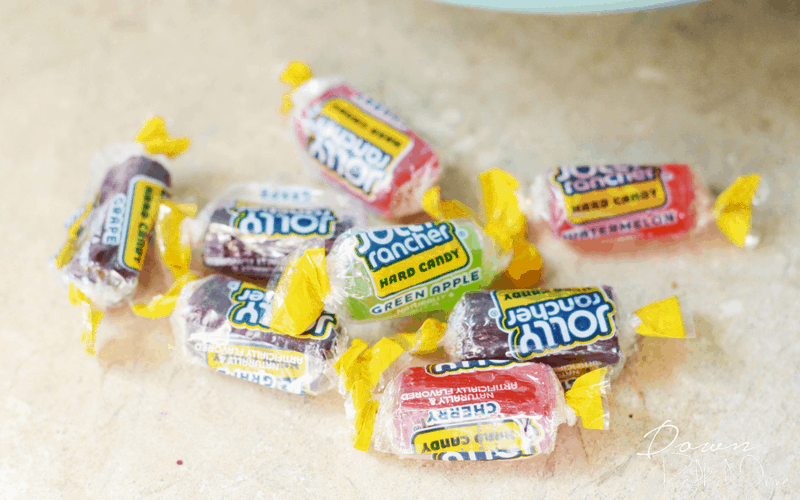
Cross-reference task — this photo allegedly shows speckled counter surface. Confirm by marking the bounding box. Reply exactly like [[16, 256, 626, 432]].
[[2, 1, 799, 498]]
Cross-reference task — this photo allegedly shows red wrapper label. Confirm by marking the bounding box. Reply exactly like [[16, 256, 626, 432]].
[[547, 164, 697, 242], [293, 84, 439, 216], [389, 361, 562, 460]]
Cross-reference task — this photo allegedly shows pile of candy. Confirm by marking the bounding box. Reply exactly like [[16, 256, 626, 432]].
[[53, 61, 762, 461]]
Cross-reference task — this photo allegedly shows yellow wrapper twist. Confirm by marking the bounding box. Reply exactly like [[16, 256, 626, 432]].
[[423, 168, 543, 287], [269, 248, 330, 336], [54, 202, 93, 270], [280, 61, 314, 114], [422, 187, 476, 221], [135, 117, 190, 158], [68, 284, 104, 356], [631, 296, 694, 339], [334, 321, 447, 451], [131, 200, 198, 318], [714, 174, 761, 248], [565, 367, 610, 430]]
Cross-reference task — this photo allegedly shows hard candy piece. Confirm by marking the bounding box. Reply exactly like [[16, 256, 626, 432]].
[[444, 287, 622, 389], [173, 274, 342, 395], [60, 155, 171, 308], [288, 78, 440, 218], [372, 360, 573, 460], [542, 164, 704, 250], [203, 205, 357, 280]]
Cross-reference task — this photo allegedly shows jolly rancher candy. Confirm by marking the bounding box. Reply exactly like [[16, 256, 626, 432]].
[[190, 183, 367, 281], [279, 61, 441, 218], [270, 218, 508, 334], [373, 361, 574, 460], [432, 288, 692, 389], [443, 287, 621, 389], [172, 274, 344, 395], [53, 118, 191, 355], [269, 169, 543, 337], [334, 329, 610, 460], [525, 164, 763, 252]]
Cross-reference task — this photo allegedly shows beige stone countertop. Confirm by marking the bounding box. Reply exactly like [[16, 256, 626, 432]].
[[2, 0, 799, 498]]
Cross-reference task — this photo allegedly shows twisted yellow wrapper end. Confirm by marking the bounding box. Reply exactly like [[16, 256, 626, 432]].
[[423, 169, 542, 287], [135, 117, 190, 158], [631, 296, 691, 339], [334, 339, 369, 391], [68, 284, 103, 356], [353, 398, 380, 452], [131, 273, 198, 319], [565, 367, 609, 430], [279, 61, 313, 114], [335, 320, 448, 451], [131, 200, 198, 319], [422, 186, 476, 221], [269, 248, 330, 337], [405, 318, 447, 355], [479, 169, 543, 286], [714, 174, 761, 247], [479, 168, 525, 253], [504, 238, 543, 288], [280, 61, 313, 87]]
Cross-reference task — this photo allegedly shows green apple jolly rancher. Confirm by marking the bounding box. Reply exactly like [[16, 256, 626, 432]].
[[269, 169, 542, 336], [269, 218, 508, 334]]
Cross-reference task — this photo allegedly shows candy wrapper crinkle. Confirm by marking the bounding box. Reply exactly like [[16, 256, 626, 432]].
[[280, 61, 441, 218], [524, 164, 765, 252], [188, 183, 367, 281], [172, 274, 345, 395]]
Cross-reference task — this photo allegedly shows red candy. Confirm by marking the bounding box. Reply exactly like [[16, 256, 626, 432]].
[[542, 164, 709, 251], [374, 360, 572, 460], [290, 81, 440, 218]]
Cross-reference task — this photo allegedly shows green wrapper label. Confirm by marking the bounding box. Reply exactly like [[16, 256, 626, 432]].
[[344, 221, 493, 321]]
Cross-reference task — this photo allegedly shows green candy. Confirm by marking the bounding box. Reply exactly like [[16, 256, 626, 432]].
[[328, 219, 509, 322]]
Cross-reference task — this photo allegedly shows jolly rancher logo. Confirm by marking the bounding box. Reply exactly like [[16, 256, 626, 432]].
[[354, 222, 471, 299], [307, 96, 411, 199], [229, 206, 338, 239], [491, 288, 616, 359]]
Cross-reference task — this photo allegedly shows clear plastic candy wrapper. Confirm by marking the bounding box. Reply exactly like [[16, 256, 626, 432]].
[[172, 274, 344, 395], [189, 183, 367, 281], [280, 61, 441, 218], [334, 328, 610, 460], [443, 287, 622, 389], [52, 118, 190, 354], [438, 288, 693, 389], [524, 164, 763, 252], [269, 219, 508, 336], [372, 361, 574, 460], [269, 169, 543, 337]]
